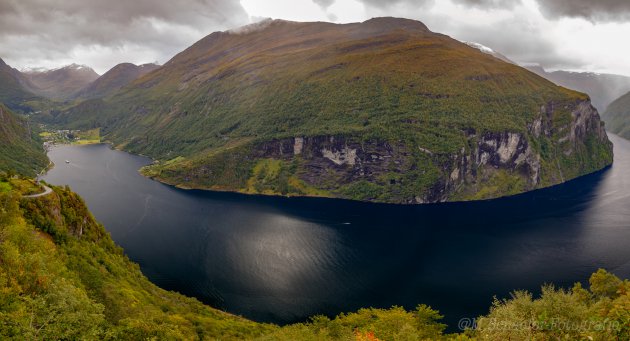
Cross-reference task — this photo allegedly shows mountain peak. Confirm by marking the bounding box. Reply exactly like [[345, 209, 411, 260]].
[[74, 61, 160, 99], [22, 63, 97, 75], [362, 17, 429, 32], [65, 63, 91, 70]]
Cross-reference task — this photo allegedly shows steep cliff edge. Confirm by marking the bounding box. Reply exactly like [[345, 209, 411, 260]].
[[143, 98, 612, 203]]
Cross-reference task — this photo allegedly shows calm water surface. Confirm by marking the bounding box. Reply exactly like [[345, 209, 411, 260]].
[[43, 134, 630, 329]]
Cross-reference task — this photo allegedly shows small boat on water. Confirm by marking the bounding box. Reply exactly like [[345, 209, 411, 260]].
[[65, 160, 70, 164]]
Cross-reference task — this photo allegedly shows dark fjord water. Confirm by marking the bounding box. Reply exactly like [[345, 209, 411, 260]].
[[43, 134, 630, 329]]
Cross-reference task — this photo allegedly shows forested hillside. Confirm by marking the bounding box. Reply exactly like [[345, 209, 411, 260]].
[[0, 103, 48, 176]]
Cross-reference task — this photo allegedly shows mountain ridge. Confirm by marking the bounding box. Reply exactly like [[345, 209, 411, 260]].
[[74, 62, 160, 99], [22, 64, 99, 100], [51, 17, 613, 204]]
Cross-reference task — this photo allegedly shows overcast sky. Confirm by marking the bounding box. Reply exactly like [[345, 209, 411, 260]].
[[1, 0, 630, 76]]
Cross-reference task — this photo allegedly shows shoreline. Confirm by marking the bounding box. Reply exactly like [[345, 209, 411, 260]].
[[141, 160, 613, 207], [45, 136, 618, 207]]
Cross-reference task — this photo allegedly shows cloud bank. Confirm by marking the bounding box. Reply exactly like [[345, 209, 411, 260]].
[[536, 0, 630, 21], [0, 0, 629, 76], [0, 0, 248, 73]]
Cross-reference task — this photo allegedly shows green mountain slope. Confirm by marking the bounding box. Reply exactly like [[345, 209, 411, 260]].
[[55, 17, 613, 204], [0, 103, 48, 176], [74, 63, 160, 100], [0, 181, 273, 340], [1, 180, 628, 340], [604, 91, 630, 139], [0, 58, 43, 112]]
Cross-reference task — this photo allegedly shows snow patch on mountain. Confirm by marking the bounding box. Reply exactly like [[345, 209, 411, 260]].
[[464, 41, 495, 54]]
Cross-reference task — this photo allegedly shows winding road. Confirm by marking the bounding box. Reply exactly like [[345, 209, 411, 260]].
[[23, 184, 53, 198]]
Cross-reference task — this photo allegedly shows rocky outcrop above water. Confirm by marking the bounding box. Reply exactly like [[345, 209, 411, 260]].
[[144, 98, 612, 204]]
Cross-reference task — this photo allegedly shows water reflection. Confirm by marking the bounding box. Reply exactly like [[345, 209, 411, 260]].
[[43, 135, 630, 328]]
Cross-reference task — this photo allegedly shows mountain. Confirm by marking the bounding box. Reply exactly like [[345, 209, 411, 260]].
[[54, 17, 613, 204], [0, 58, 43, 111], [526, 65, 630, 112], [0, 103, 48, 176], [1, 182, 627, 339], [603, 91, 630, 139], [74, 62, 160, 99], [23, 64, 99, 100]]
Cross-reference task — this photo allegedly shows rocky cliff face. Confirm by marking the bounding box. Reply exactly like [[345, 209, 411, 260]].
[[145, 98, 612, 204]]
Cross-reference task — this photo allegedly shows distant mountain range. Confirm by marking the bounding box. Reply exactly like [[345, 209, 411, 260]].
[[525, 66, 630, 113], [50, 17, 612, 204], [604, 91, 630, 139], [21, 64, 100, 100], [0, 59, 162, 113], [463, 43, 630, 113]]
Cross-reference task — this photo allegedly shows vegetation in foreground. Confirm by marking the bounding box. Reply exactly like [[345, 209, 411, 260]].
[[1, 173, 628, 340]]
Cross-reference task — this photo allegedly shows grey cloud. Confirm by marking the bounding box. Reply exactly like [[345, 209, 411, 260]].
[[354, 0, 519, 10], [451, 0, 521, 9], [313, 0, 335, 9], [535, 0, 630, 21], [421, 14, 587, 70], [0, 0, 248, 72], [357, 0, 434, 9], [358, 0, 590, 71]]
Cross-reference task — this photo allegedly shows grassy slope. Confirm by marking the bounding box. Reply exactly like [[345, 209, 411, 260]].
[[62, 19, 587, 156], [1, 178, 628, 340], [604, 91, 630, 139], [0, 103, 48, 176], [2, 179, 272, 340], [51, 18, 611, 203]]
